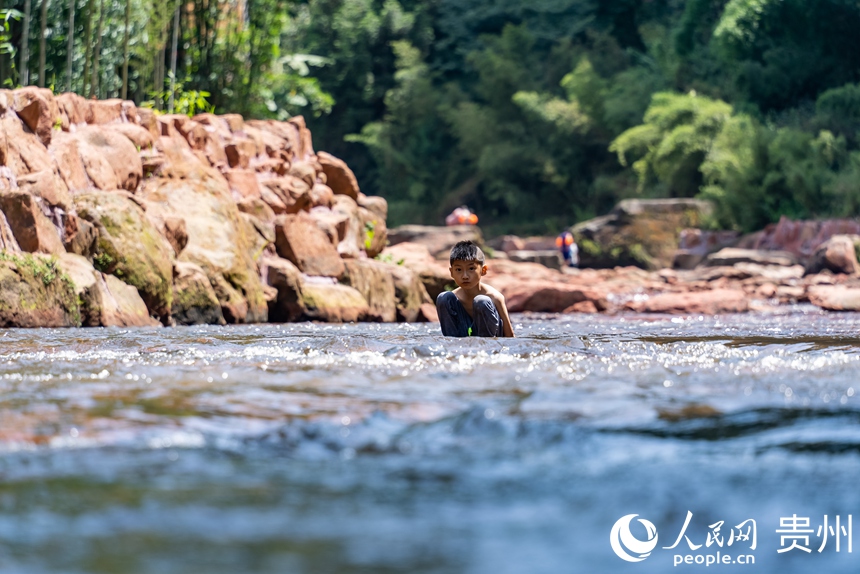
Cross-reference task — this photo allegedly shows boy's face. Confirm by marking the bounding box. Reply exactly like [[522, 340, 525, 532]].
[[449, 259, 487, 289]]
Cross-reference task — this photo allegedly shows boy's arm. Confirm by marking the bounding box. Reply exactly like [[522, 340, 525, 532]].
[[494, 295, 515, 338]]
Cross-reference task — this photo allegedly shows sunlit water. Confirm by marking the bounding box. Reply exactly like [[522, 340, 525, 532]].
[[2, 308, 860, 573]]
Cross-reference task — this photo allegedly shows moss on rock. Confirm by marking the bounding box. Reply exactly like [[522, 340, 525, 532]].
[[0, 251, 81, 327], [74, 191, 174, 321]]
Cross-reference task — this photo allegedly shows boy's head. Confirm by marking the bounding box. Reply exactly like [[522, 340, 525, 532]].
[[449, 241, 487, 289]]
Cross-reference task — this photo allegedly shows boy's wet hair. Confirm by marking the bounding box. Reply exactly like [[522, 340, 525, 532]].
[[449, 241, 485, 265]]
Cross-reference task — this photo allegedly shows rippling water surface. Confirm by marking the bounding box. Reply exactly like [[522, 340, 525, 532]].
[[2, 309, 860, 573]]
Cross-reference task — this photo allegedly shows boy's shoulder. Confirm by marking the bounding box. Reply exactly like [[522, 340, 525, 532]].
[[480, 282, 505, 300]]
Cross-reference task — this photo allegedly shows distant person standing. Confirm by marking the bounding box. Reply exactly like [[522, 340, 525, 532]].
[[446, 206, 479, 226], [556, 231, 579, 268]]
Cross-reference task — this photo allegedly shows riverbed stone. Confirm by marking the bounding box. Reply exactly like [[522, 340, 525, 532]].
[[171, 261, 226, 325], [274, 213, 345, 278], [386, 263, 432, 322], [0, 252, 80, 327], [140, 177, 267, 324], [263, 255, 304, 322], [317, 151, 359, 200], [382, 242, 454, 300], [806, 235, 860, 276], [0, 191, 65, 254], [12, 87, 60, 147], [300, 281, 369, 323], [808, 285, 860, 311], [0, 211, 20, 253], [74, 191, 174, 322], [630, 289, 750, 314], [73, 126, 143, 192], [343, 259, 397, 322]]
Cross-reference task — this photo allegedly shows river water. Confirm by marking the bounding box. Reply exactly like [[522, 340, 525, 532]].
[[2, 309, 860, 573]]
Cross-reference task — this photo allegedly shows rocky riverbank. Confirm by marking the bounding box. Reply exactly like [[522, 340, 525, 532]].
[[3, 88, 860, 328], [0, 88, 432, 327]]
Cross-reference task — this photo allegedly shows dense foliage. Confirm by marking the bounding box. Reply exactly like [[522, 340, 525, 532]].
[[4, 0, 860, 234]]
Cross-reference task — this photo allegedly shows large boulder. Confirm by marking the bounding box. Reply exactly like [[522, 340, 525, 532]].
[[171, 261, 226, 325], [704, 248, 797, 267], [16, 169, 72, 211], [0, 252, 80, 327], [49, 131, 92, 192], [300, 281, 369, 323], [343, 259, 396, 322], [140, 177, 267, 324], [74, 191, 174, 321], [573, 199, 714, 270], [317, 151, 359, 200], [72, 126, 143, 191], [381, 242, 454, 299], [274, 212, 345, 277], [263, 255, 304, 322], [0, 115, 54, 175], [0, 211, 21, 253], [743, 216, 860, 260], [808, 286, 860, 312], [11, 87, 60, 146], [630, 289, 750, 314], [57, 253, 159, 327], [386, 263, 432, 322], [0, 191, 65, 254], [805, 235, 859, 275], [387, 225, 483, 259]]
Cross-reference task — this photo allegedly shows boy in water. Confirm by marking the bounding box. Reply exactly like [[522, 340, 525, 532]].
[[436, 241, 515, 337]]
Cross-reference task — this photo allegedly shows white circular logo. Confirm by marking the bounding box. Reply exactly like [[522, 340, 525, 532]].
[[610, 514, 659, 562]]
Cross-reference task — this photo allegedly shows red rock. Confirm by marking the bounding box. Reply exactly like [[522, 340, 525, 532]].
[[310, 183, 334, 208], [343, 259, 397, 322], [274, 213, 345, 277], [493, 277, 607, 313], [309, 207, 350, 246], [418, 302, 439, 323], [317, 151, 359, 200], [263, 255, 304, 322], [382, 242, 453, 299], [0, 210, 21, 253], [385, 263, 432, 322], [225, 137, 257, 168], [357, 193, 387, 221], [631, 289, 749, 314], [221, 114, 245, 133], [90, 99, 124, 124], [387, 225, 484, 259], [260, 176, 311, 213], [237, 197, 276, 224], [564, 300, 599, 313], [171, 261, 225, 325], [136, 108, 160, 140], [809, 286, 860, 311], [359, 206, 387, 258], [12, 87, 61, 146], [49, 132, 93, 192], [260, 186, 288, 214], [73, 126, 142, 191], [59, 254, 159, 327], [55, 93, 94, 126], [105, 123, 155, 150], [288, 116, 315, 159], [225, 169, 262, 200], [806, 235, 859, 275], [0, 191, 65, 254], [1, 116, 53, 175], [300, 281, 368, 323], [16, 169, 71, 210]]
